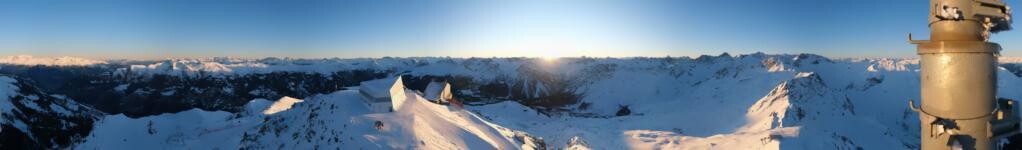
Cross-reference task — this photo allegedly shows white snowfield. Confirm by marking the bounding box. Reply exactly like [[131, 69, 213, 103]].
[[77, 90, 538, 149]]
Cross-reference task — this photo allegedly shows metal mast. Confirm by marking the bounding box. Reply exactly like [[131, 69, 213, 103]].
[[909, 0, 1017, 149]]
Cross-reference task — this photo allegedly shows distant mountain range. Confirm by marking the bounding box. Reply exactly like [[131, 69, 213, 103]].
[[2, 53, 1022, 149]]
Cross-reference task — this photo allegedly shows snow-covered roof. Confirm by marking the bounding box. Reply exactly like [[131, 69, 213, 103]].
[[359, 77, 401, 98], [424, 81, 448, 100]]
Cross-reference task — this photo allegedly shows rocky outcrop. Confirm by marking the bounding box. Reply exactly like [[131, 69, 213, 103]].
[[0, 76, 102, 149]]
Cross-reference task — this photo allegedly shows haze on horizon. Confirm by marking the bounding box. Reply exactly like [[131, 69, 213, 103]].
[[2, 0, 1022, 59]]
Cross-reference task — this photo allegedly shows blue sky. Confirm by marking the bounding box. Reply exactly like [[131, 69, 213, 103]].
[[0, 0, 1019, 59]]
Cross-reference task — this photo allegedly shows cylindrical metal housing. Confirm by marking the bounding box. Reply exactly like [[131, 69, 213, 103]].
[[919, 53, 997, 119], [916, 30, 1000, 150], [917, 52, 997, 150], [914, 0, 1013, 149], [929, 21, 985, 41]]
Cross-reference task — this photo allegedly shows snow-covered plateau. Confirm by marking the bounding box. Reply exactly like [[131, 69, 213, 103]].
[[3, 53, 1022, 149]]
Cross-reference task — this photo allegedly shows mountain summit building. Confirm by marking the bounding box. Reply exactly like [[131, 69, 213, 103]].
[[358, 77, 407, 113], [423, 81, 453, 104]]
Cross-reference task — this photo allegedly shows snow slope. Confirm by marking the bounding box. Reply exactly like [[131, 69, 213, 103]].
[[261, 96, 302, 115], [0, 76, 101, 149], [79, 90, 540, 149], [468, 72, 899, 149], [464, 53, 997, 149]]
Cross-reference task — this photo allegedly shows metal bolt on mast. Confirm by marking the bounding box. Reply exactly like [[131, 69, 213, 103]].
[[909, 0, 1018, 149]]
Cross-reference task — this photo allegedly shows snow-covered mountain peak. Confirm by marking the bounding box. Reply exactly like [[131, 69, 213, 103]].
[[791, 53, 833, 67], [762, 57, 788, 72], [866, 58, 917, 72], [745, 72, 851, 130], [733, 70, 914, 149], [693, 53, 737, 64]]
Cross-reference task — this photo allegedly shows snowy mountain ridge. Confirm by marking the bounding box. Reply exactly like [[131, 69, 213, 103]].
[[5, 54, 1022, 69], [77, 90, 542, 149], [0, 76, 101, 149], [0, 55, 106, 66], [3, 53, 1022, 149]]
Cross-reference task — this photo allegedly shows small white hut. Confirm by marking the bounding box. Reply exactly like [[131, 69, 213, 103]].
[[358, 76, 407, 113], [424, 81, 453, 104]]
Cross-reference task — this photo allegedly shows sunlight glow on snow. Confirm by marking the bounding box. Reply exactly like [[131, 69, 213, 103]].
[[541, 56, 559, 63], [262, 96, 303, 115]]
